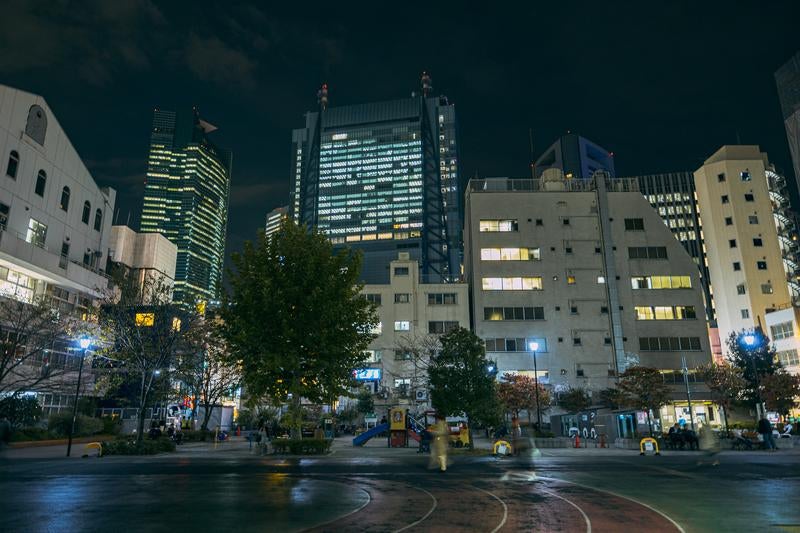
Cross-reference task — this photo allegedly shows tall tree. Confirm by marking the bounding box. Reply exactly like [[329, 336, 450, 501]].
[[617, 366, 671, 436], [497, 373, 551, 427], [725, 330, 781, 409], [697, 362, 746, 431], [761, 371, 800, 415], [557, 387, 592, 414], [220, 221, 378, 437], [428, 327, 501, 446], [99, 272, 198, 444]]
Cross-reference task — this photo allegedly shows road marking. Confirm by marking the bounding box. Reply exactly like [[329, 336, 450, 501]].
[[535, 475, 686, 533], [474, 486, 508, 533], [393, 486, 437, 533], [302, 484, 371, 530], [539, 487, 591, 533]]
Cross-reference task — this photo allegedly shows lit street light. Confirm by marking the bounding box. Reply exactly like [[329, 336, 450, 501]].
[[529, 341, 541, 430], [739, 331, 765, 419], [66, 336, 92, 457]]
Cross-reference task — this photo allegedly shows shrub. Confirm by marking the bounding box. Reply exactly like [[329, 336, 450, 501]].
[[101, 417, 122, 436], [271, 438, 332, 455], [0, 396, 43, 428], [9, 427, 51, 442], [102, 437, 176, 455], [48, 413, 104, 437], [181, 430, 215, 442]]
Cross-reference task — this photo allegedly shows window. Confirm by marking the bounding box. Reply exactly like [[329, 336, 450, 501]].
[[565, 246, 573, 254], [394, 267, 409, 276], [0, 203, 8, 231], [741, 171, 751, 181], [748, 215, 759, 225], [753, 238, 763, 247], [729, 239, 737, 248], [59, 186, 70, 211], [595, 246, 602, 254], [600, 306, 609, 314], [82, 201, 91, 224], [428, 321, 459, 334], [628, 246, 668, 259], [485, 337, 547, 352], [567, 275, 576, 285], [744, 193, 754, 202], [394, 293, 410, 303], [370, 322, 382, 335], [638, 337, 701, 351], [717, 173, 726, 182], [573, 337, 582, 346], [777, 349, 799, 366], [480, 247, 540, 261], [365, 293, 382, 305], [135, 313, 155, 327], [25, 218, 47, 248], [721, 195, 729, 204], [484, 307, 544, 321], [741, 309, 750, 319], [365, 350, 382, 363], [736, 284, 746, 295], [597, 276, 606, 284], [535, 219, 543, 226], [770, 321, 794, 341], [724, 217, 733, 226], [393, 321, 410, 331], [482, 277, 543, 290], [757, 261, 767, 270], [630, 275, 692, 289], [394, 350, 412, 361], [634, 306, 696, 320], [94, 209, 103, 231], [624, 218, 644, 231], [570, 305, 578, 314], [479, 219, 518, 232], [761, 283, 773, 294], [35, 170, 46, 196], [25, 105, 47, 145], [6, 151, 19, 179], [428, 293, 457, 305], [562, 218, 570, 226], [60, 242, 69, 268], [733, 262, 741, 271]]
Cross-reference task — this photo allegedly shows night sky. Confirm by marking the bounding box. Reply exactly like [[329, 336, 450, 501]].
[[2, 1, 799, 271]]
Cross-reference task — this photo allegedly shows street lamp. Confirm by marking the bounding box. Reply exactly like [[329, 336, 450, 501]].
[[739, 331, 764, 419], [66, 336, 92, 457], [528, 341, 542, 431]]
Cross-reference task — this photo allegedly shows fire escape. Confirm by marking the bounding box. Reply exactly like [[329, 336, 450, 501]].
[[767, 168, 800, 305]]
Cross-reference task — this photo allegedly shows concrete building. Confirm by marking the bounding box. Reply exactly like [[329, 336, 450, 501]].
[[358, 253, 469, 409], [533, 134, 615, 180], [0, 84, 116, 412], [291, 75, 461, 284], [693, 146, 797, 350], [764, 307, 800, 373], [464, 172, 712, 396], [107, 225, 178, 298], [775, 51, 800, 199], [140, 108, 231, 307], [265, 205, 288, 239]]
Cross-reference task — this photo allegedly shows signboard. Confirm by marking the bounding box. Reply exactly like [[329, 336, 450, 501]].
[[636, 411, 648, 425], [354, 368, 382, 381], [390, 408, 406, 431]]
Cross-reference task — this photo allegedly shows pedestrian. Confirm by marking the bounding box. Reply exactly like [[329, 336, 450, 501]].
[[697, 424, 720, 465], [0, 415, 11, 448], [758, 417, 777, 451], [429, 415, 449, 472]]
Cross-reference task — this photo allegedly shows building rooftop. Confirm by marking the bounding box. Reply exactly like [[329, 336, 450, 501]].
[[467, 176, 639, 194]]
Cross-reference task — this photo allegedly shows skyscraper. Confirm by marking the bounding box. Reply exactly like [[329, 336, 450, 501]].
[[533, 134, 615, 180], [776, 51, 800, 196], [265, 205, 288, 239], [290, 75, 460, 284], [140, 108, 231, 307]]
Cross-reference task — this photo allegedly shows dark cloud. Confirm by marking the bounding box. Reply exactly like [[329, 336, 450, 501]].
[[185, 34, 258, 90], [228, 182, 287, 208]]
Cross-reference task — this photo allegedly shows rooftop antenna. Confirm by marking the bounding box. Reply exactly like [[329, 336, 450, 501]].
[[421, 71, 432, 97], [317, 83, 329, 111], [529, 128, 535, 179], [735, 130, 742, 145]]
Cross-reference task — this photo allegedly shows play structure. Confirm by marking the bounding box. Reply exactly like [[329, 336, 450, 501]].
[[351, 408, 471, 448]]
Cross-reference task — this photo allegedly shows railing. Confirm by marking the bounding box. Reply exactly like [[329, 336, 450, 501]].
[[467, 177, 640, 194]]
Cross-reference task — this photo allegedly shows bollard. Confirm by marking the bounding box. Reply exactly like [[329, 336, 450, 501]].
[[574, 434, 581, 448]]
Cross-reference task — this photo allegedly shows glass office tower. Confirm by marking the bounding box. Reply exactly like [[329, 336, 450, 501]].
[[291, 84, 460, 284], [140, 108, 231, 307]]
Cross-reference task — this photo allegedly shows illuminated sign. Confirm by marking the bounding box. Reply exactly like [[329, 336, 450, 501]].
[[354, 368, 382, 381]]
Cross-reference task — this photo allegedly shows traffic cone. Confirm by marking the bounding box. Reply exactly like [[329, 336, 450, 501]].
[[574, 434, 581, 448]]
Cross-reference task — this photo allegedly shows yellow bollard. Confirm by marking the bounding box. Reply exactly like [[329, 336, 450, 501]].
[[639, 437, 660, 456]]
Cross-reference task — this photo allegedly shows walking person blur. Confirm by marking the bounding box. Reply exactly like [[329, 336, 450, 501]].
[[429, 415, 449, 472], [697, 424, 720, 465], [758, 417, 777, 451]]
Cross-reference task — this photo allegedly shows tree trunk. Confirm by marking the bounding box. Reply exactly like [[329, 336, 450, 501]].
[[200, 402, 212, 431], [289, 395, 302, 439], [721, 405, 729, 437], [646, 409, 653, 437], [135, 374, 148, 445]]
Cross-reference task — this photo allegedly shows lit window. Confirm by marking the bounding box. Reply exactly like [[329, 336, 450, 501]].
[[567, 275, 576, 285], [761, 284, 773, 294], [135, 313, 155, 327], [172, 317, 182, 331], [25, 218, 47, 248], [394, 321, 411, 331], [479, 219, 518, 232], [480, 247, 540, 261], [597, 276, 606, 284], [370, 322, 382, 335], [482, 277, 543, 290]]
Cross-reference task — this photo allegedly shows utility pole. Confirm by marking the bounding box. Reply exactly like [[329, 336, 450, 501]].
[[681, 355, 695, 432]]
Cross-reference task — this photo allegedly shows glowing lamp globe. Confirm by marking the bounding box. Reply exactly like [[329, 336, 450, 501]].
[[529, 341, 540, 352], [78, 337, 92, 350]]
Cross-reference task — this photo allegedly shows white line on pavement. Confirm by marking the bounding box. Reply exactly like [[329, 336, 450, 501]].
[[393, 486, 437, 533]]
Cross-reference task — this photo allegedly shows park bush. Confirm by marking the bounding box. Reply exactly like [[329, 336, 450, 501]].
[[100, 416, 122, 436], [9, 427, 51, 442], [271, 438, 332, 455], [47, 413, 103, 438], [181, 430, 215, 442], [102, 437, 176, 455]]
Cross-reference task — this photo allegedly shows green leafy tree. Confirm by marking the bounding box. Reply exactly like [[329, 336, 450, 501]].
[[0, 395, 42, 428], [697, 362, 746, 431], [617, 366, 671, 436], [598, 388, 625, 410], [497, 373, 551, 427], [725, 330, 781, 409], [428, 327, 501, 446], [558, 387, 591, 413], [220, 221, 378, 437], [761, 371, 800, 415], [356, 389, 374, 416]]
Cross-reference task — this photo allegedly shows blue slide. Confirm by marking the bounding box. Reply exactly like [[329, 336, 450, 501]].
[[352, 423, 389, 446]]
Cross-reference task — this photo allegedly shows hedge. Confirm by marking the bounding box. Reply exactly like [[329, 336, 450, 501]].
[[180, 430, 216, 442], [102, 437, 176, 455], [48, 413, 103, 438], [271, 438, 332, 455]]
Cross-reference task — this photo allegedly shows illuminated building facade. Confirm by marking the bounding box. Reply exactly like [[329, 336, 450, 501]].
[[140, 109, 231, 307], [265, 205, 288, 239], [291, 78, 460, 283]]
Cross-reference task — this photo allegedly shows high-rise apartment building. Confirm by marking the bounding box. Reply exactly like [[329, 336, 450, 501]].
[[775, 51, 800, 197], [693, 146, 798, 348], [265, 205, 288, 239], [533, 134, 615, 180], [633, 172, 715, 324], [140, 108, 231, 307], [290, 76, 460, 284], [464, 172, 712, 394]]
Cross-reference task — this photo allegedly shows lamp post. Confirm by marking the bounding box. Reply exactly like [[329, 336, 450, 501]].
[[66, 337, 92, 457], [741, 332, 764, 420], [529, 341, 541, 430]]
